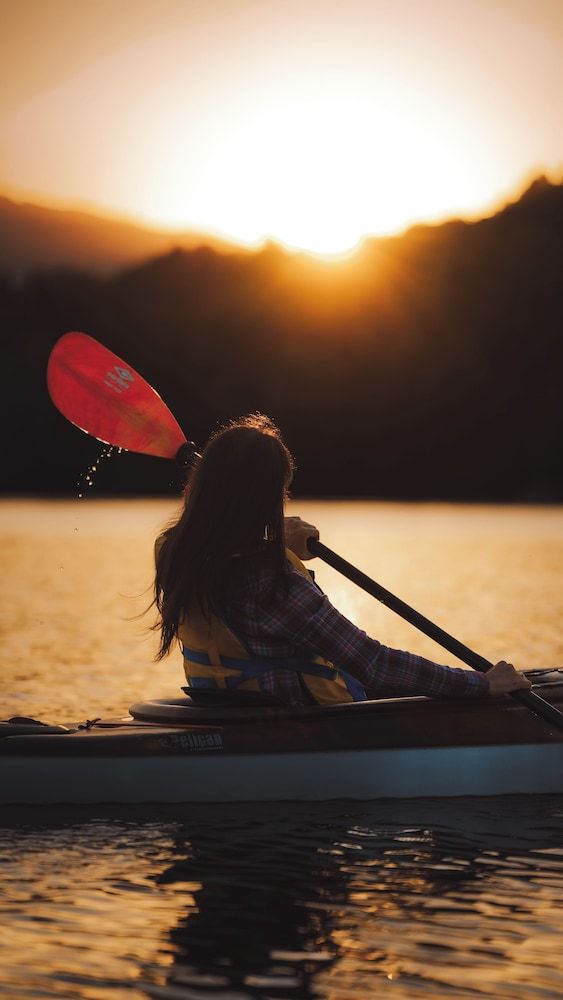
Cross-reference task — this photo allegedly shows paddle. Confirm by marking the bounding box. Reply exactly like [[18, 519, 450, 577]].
[[47, 331, 563, 732], [47, 331, 198, 464]]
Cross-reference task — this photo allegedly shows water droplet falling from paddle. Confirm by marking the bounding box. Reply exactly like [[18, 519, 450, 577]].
[[77, 445, 117, 499]]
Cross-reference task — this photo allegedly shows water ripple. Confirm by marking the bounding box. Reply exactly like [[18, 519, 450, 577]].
[[0, 798, 563, 999]]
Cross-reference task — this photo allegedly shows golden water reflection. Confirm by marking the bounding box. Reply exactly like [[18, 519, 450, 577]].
[[2, 799, 563, 999]]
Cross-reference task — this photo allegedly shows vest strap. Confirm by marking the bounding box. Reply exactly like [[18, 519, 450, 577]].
[[182, 646, 366, 701]]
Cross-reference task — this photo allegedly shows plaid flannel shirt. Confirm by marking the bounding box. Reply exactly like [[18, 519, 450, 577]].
[[222, 557, 489, 707]]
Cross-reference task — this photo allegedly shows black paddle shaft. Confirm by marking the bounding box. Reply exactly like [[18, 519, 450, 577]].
[[308, 538, 563, 733]]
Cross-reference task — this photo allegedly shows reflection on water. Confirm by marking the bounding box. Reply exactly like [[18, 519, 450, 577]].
[[2, 798, 563, 999], [2, 499, 563, 998]]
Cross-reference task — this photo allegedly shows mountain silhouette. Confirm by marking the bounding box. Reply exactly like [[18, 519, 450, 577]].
[[1, 175, 562, 499], [0, 196, 237, 277]]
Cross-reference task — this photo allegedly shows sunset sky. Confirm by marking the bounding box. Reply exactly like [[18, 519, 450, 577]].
[[1, 0, 562, 253]]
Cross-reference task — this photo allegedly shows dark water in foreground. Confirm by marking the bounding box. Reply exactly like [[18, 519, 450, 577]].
[[2, 798, 563, 999], [2, 499, 563, 998]]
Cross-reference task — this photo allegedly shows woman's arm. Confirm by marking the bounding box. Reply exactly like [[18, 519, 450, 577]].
[[255, 564, 531, 699]]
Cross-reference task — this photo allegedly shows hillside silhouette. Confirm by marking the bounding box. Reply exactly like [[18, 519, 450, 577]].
[[0, 196, 237, 277], [1, 176, 562, 499]]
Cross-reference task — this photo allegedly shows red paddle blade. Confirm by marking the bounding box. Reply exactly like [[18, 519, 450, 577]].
[[47, 332, 187, 459]]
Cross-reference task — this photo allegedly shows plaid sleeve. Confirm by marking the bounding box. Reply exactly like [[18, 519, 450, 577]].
[[257, 565, 489, 699]]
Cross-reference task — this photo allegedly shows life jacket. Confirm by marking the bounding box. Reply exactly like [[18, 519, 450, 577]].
[[178, 549, 366, 705]]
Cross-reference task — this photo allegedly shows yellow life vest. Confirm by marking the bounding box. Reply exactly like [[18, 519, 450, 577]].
[[177, 548, 366, 705]]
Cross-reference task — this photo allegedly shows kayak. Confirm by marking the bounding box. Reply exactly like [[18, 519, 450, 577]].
[[2, 670, 563, 804]]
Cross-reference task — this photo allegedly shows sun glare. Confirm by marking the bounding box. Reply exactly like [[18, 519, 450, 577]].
[[2, 1, 563, 257], [144, 75, 485, 255]]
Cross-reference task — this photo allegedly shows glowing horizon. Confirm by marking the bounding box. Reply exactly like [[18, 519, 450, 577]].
[[2, 164, 559, 262], [1, 0, 562, 254]]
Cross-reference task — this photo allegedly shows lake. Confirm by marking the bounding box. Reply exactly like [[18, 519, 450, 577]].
[[1, 498, 563, 999]]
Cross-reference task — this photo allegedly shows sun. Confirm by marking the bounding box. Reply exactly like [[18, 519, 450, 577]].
[[143, 74, 484, 255]]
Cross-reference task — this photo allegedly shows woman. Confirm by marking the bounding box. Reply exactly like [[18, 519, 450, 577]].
[[154, 414, 531, 706]]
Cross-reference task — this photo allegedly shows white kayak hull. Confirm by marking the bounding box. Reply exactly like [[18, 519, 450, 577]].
[[3, 742, 563, 804]]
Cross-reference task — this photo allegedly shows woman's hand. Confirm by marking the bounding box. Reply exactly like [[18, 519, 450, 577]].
[[485, 660, 532, 696], [284, 516, 319, 561]]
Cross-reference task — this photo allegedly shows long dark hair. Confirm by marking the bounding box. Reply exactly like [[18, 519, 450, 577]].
[[154, 414, 295, 659]]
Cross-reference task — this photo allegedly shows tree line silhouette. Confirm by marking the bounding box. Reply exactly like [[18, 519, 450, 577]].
[[1, 176, 562, 499]]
